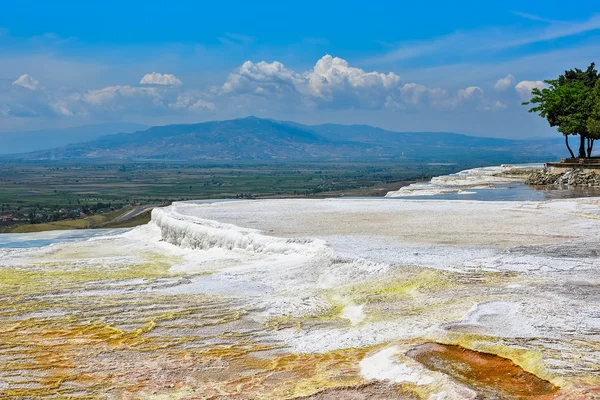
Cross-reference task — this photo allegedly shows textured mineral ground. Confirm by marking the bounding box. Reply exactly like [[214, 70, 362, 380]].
[[1, 167, 600, 399]]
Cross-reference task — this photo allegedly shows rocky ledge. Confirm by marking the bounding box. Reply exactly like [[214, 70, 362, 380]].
[[526, 168, 600, 186]]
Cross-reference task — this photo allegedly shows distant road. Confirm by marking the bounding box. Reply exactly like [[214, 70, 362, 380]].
[[113, 205, 157, 223]]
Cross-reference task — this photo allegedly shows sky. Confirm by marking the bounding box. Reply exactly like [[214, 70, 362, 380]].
[[1, 0, 600, 138]]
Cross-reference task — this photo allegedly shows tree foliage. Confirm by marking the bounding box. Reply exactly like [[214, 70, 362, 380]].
[[587, 77, 600, 140], [523, 63, 599, 158]]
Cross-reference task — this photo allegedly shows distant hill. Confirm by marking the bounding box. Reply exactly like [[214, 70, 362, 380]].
[[6, 116, 566, 162], [0, 122, 149, 154]]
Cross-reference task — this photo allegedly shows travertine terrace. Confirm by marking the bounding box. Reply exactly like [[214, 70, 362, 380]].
[[1, 167, 599, 399]]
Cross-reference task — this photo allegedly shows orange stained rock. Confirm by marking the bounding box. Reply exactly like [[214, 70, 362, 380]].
[[407, 342, 559, 399]]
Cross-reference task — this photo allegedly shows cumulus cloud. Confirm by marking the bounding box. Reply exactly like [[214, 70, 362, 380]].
[[222, 55, 405, 105], [302, 55, 402, 105], [168, 95, 193, 110], [515, 80, 545, 99], [1, 69, 220, 124], [83, 85, 163, 107], [494, 74, 515, 90], [74, 83, 216, 115], [189, 99, 215, 111], [140, 72, 182, 86], [50, 102, 74, 116], [457, 86, 483, 100], [222, 60, 300, 96], [168, 95, 215, 111], [12, 74, 40, 90], [0, 55, 505, 125], [0, 77, 69, 118], [221, 55, 497, 111], [436, 86, 485, 109], [397, 83, 448, 108], [222, 55, 472, 110], [478, 100, 507, 111], [399, 83, 428, 105]]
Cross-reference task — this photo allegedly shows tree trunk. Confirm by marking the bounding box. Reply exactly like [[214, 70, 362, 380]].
[[586, 138, 590, 158], [587, 138, 595, 158], [579, 134, 586, 158], [565, 135, 575, 158]]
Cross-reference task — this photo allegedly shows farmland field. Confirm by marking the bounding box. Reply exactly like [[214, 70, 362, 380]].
[[0, 160, 466, 232]]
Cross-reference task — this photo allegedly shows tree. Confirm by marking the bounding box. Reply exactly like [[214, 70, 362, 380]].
[[523, 63, 598, 158], [552, 81, 595, 158], [587, 77, 600, 154]]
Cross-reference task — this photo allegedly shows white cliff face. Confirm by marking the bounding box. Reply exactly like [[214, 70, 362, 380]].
[[385, 164, 543, 197]]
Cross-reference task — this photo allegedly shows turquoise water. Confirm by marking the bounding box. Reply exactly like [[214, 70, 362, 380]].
[[0, 228, 127, 249], [386, 183, 600, 201]]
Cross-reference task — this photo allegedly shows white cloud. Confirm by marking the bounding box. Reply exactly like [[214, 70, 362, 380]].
[[1, 73, 217, 122], [457, 86, 483, 100], [0, 77, 72, 118], [50, 102, 74, 116], [493, 100, 507, 110], [383, 95, 406, 110], [75, 84, 216, 115], [368, 14, 600, 65], [478, 100, 507, 111], [398, 83, 447, 107], [515, 80, 545, 99], [222, 60, 300, 96], [223, 55, 465, 110], [139, 72, 182, 86], [494, 74, 515, 90], [302, 55, 402, 104], [83, 85, 163, 107], [223, 54, 406, 107], [12, 74, 39, 90], [399, 83, 428, 105], [168, 95, 215, 111], [168, 95, 192, 110], [218, 32, 254, 46], [69, 85, 177, 117], [189, 99, 215, 111], [437, 86, 485, 109], [0, 55, 509, 127], [221, 55, 497, 112], [512, 11, 555, 23]]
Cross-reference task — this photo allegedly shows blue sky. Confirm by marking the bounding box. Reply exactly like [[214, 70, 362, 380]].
[[1, 0, 600, 137]]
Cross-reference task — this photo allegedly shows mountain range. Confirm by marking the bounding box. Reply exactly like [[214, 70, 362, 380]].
[[0, 122, 149, 154], [3, 117, 567, 162]]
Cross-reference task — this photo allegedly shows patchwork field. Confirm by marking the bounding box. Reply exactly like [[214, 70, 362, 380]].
[[0, 160, 464, 232]]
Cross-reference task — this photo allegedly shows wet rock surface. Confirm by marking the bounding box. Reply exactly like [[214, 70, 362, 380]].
[[407, 343, 558, 399], [527, 168, 600, 186]]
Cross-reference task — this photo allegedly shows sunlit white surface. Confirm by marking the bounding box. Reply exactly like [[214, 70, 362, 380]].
[[385, 164, 543, 197], [2, 167, 600, 396]]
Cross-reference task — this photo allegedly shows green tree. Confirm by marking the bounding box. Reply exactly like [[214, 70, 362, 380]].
[[523, 63, 598, 158], [587, 77, 600, 151]]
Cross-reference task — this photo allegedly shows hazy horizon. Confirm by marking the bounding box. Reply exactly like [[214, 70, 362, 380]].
[[0, 115, 569, 140]]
